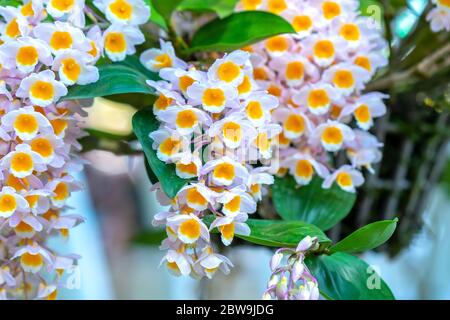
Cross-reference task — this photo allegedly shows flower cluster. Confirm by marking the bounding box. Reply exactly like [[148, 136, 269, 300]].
[[143, 41, 282, 279], [0, 0, 150, 299], [238, 0, 388, 193], [264, 236, 319, 300], [427, 0, 450, 32]]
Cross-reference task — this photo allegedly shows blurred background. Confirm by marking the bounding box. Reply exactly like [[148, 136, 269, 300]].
[[54, 0, 449, 299]]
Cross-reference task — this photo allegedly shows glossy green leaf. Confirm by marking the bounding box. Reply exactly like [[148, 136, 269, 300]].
[[188, 11, 295, 53], [330, 219, 398, 253], [206, 217, 331, 248], [178, 0, 239, 18], [0, 0, 21, 6], [145, 0, 168, 30], [152, 0, 184, 23], [271, 176, 356, 231], [63, 57, 158, 101], [132, 109, 189, 198], [305, 252, 395, 300]]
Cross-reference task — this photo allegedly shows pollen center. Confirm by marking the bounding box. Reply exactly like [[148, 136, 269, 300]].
[[295, 160, 313, 178], [0, 194, 17, 212], [266, 36, 289, 52], [219, 223, 235, 239], [322, 1, 341, 19], [284, 114, 305, 133], [202, 88, 225, 106], [179, 75, 194, 92], [337, 172, 352, 187], [355, 56, 371, 71], [54, 182, 69, 201], [105, 32, 126, 53], [61, 58, 81, 81], [238, 75, 252, 94], [50, 31, 73, 50], [14, 114, 39, 134], [20, 252, 43, 268], [213, 163, 235, 181], [11, 152, 33, 172], [186, 188, 207, 206], [340, 23, 361, 41], [30, 80, 54, 100], [179, 219, 201, 239], [6, 19, 20, 38], [159, 137, 181, 156], [333, 70, 355, 89], [246, 101, 263, 119], [292, 15, 312, 32], [314, 40, 335, 59], [308, 89, 330, 108], [222, 122, 242, 143], [31, 138, 54, 158], [17, 46, 39, 66], [217, 61, 241, 83], [286, 61, 304, 80], [354, 104, 371, 123], [322, 126, 343, 144], [51, 0, 75, 11], [176, 109, 198, 129], [267, 0, 287, 13], [155, 53, 172, 68], [109, 0, 133, 19]]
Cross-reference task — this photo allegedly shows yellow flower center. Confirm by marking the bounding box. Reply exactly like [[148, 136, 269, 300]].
[[16, 46, 39, 66], [267, 0, 287, 13], [222, 122, 242, 143], [61, 58, 81, 81], [53, 182, 69, 201], [31, 137, 54, 158], [0, 194, 16, 212], [176, 109, 198, 129], [217, 61, 241, 83], [179, 219, 201, 239], [337, 172, 352, 187], [322, 1, 341, 19], [159, 137, 181, 156], [284, 114, 305, 134], [321, 126, 343, 145], [6, 19, 20, 38], [292, 15, 312, 32], [109, 0, 133, 19], [333, 70, 355, 89], [50, 31, 73, 50], [355, 56, 371, 72], [340, 23, 361, 41], [202, 88, 225, 106], [354, 104, 371, 123], [246, 101, 263, 120], [213, 163, 235, 181], [51, 0, 75, 11], [308, 89, 330, 108], [14, 114, 39, 134], [104, 32, 126, 53], [314, 40, 335, 59], [238, 75, 252, 94], [266, 35, 289, 52], [155, 53, 172, 68], [179, 75, 194, 92], [11, 152, 33, 173], [285, 61, 304, 80]]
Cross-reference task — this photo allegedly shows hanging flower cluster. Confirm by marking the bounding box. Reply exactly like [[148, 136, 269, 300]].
[[427, 0, 450, 32], [238, 0, 389, 193], [0, 0, 149, 299], [264, 236, 319, 300], [143, 41, 282, 279]]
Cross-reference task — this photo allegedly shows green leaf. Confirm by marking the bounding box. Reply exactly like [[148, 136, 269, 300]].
[[133, 229, 167, 245], [62, 57, 158, 101], [145, 0, 168, 30], [330, 219, 398, 253], [305, 252, 395, 300], [206, 217, 331, 248], [152, 0, 184, 24], [271, 176, 356, 231], [132, 109, 189, 198], [188, 11, 295, 53], [178, 0, 239, 18], [0, 0, 21, 6]]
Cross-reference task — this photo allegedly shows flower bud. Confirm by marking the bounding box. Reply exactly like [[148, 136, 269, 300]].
[[270, 252, 283, 271]]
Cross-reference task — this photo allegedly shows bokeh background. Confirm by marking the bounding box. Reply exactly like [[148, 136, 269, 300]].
[[54, 0, 450, 299]]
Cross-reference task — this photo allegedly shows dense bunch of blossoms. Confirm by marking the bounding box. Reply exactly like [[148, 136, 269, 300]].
[[427, 0, 450, 32], [143, 41, 282, 279], [264, 236, 319, 300], [0, 0, 149, 299], [238, 0, 389, 193]]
